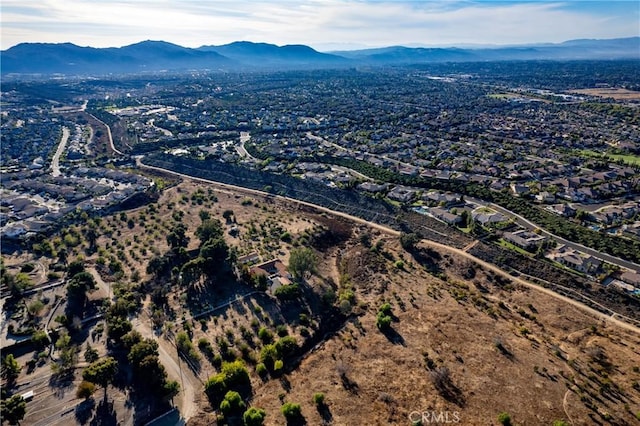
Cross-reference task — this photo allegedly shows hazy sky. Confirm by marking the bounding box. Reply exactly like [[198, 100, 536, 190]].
[[2, 1, 639, 51]]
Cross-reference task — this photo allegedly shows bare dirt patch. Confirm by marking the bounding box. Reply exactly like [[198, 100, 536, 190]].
[[572, 88, 640, 100]]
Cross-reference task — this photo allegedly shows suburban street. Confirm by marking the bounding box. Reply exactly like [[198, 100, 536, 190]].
[[486, 201, 640, 272], [50, 126, 70, 177]]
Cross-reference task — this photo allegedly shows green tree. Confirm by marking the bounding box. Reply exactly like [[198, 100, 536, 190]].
[[162, 380, 180, 403], [137, 355, 169, 391], [82, 357, 118, 401], [376, 303, 393, 330], [52, 331, 77, 373], [281, 402, 302, 422], [26, 300, 44, 318], [199, 237, 230, 275], [219, 390, 246, 416], [243, 407, 266, 426], [275, 336, 298, 360], [313, 392, 325, 406], [1, 354, 22, 384], [199, 209, 211, 222], [288, 248, 318, 281], [65, 271, 96, 313], [166, 223, 189, 250], [127, 338, 159, 367], [259, 344, 278, 370], [399, 232, 420, 252], [1, 394, 26, 425], [67, 260, 85, 277], [30, 330, 50, 350], [274, 284, 300, 301], [84, 343, 99, 363], [205, 360, 251, 405], [195, 219, 223, 246]]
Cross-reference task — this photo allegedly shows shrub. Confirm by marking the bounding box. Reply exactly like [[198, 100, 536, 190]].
[[243, 407, 266, 426], [205, 360, 251, 404], [275, 336, 298, 359], [219, 390, 246, 415], [20, 263, 35, 273], [280, 232, 292, 242], [376, 311, 392, 329], [312, 392, 325, 405], [274, 359, 284, 373], [198, 338, 214, 356], [30, 330, 50, 349], [497, 412, 512, 426], [298, 313, 311, 326], [47, 272, 62, 280], [379, 303, 392, 316], [281, 402, 302, 420], [276, 324, 289, 337], [176, 332, 200, 362], [76, 381, 96, 399], [258, 327, 273, 344], [256, 363, 268, 377], [274, 284, 300, 301], [260, 344, 278, 370]]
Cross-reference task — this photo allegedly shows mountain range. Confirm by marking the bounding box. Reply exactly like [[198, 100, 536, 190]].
[[1, 37, 638, 76]]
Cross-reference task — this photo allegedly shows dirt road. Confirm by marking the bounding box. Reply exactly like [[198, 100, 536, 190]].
[[132, 316, 201, 422]]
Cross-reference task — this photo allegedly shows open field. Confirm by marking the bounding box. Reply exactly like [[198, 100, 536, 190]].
[[572, 88, 640, 100], [3, 177, 640, 426], [579, 149, 640, 166]]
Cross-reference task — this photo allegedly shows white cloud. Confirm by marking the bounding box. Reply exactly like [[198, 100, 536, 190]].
[[1, 0, 637, 50]]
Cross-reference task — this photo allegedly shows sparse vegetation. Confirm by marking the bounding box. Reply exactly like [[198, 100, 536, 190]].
[[497, 411, 512, 426]]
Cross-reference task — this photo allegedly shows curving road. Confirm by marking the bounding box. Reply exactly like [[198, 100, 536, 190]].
[[236, 131, 256, 161], [138, 159, 639, 335], [485, 200, 640, 272], [86, 112, 122, 156], [132, 316, 200, 422], [51, 126, 70, 177]]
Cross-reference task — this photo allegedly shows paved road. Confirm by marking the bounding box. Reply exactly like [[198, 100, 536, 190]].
[[486, 201, 640, 272], [138, 159, 639, 335], [236, 131, 256, 161], [51, 126, 70, 177], [86, 112, 122, 155]]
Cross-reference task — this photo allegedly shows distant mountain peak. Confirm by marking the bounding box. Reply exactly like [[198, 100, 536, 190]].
[[2, 37, 638, 76]]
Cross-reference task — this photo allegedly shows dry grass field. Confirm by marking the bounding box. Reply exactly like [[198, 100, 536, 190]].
[[572, 88, 640, 100], [3, 178, 639, 426]]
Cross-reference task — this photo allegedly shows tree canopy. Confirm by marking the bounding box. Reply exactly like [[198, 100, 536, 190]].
[[287, 247, 318, 282], [82, 356, 118, 391], [1, 394, 26, 425]]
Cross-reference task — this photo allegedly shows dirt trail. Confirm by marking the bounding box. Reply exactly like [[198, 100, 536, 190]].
[[132, 315, 201, 422]]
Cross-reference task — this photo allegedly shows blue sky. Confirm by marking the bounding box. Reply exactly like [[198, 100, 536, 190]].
[[1, 1, 638, 51]]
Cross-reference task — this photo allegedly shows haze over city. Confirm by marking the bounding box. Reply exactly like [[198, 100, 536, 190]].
[[2, 0, 639, 51]]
